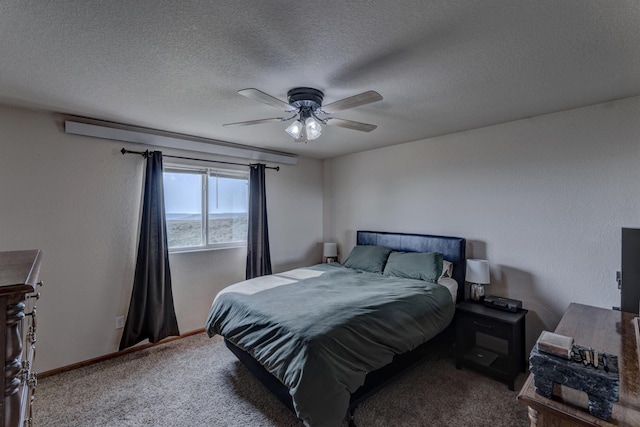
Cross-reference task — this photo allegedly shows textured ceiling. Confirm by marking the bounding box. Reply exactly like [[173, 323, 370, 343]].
[[1, 1, 639, 159]]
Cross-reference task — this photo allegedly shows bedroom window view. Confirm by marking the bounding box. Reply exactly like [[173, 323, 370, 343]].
[[163, 167, 249, 250]]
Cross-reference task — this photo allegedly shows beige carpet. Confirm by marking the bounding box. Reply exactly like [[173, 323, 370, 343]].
[[36, 333, 529, 426]]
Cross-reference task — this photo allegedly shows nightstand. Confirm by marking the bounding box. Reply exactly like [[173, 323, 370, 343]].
[[455, 300, 528, 390]]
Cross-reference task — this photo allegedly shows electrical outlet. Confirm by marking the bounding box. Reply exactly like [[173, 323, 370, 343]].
[[115, 316, 125, 329]]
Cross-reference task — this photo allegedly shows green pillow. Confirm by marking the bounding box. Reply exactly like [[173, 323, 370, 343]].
[[343, 245, 393, 274], [383, 251, 443, 283]]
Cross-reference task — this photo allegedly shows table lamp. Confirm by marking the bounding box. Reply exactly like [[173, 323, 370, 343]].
[[323, 243, 338, 263], [466, 259, 490, 302]]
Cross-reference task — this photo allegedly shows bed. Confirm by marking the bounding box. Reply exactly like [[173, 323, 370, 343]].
[[206, 231, 466, 426]]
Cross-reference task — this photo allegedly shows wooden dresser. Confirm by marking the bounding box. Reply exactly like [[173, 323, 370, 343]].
[[517, 303, 640, 426], [0, 250, 42, 427]]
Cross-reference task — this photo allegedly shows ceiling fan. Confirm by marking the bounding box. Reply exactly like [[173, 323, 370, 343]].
[[223, 87, 383, 142]]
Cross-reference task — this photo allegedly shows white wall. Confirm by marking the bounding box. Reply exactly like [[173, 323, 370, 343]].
[[324, 96, 640, 352], [0, 105, 323, 372]]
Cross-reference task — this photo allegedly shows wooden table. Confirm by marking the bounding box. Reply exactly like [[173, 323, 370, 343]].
[[517, 303, 640, 426]]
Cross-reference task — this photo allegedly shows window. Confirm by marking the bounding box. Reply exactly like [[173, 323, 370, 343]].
[[163, 166, 249, 251]]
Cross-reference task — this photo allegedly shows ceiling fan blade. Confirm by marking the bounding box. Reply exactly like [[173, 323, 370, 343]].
[[237, 88, 295, 112], [223, 117, 286, 127], [325, 117, 377, 132], [322, 90, 383, 113]]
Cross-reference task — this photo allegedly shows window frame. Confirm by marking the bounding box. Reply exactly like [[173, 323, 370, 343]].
[[163, 164, 249, 253]]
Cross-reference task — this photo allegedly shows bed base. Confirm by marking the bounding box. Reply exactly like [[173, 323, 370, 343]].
[[225, 322, 455, 417]]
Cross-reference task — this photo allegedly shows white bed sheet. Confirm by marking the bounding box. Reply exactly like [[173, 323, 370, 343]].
[[438, 277, 458, 303]]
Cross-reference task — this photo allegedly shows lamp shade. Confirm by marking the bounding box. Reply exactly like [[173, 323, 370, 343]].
[[466, 259, 490, 284], [285, 120, 303, 139], [323, 242, 338, 257], [305, 116, 322, 140]]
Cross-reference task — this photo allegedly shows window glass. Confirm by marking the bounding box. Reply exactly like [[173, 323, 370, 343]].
[[163, 167, 248, 250], [208, 173, 249, 244], [163, 171, 203, 248]]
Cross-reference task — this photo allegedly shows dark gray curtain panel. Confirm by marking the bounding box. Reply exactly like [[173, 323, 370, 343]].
[[120, 151, 180, 350], [246, 163, 272, 279]]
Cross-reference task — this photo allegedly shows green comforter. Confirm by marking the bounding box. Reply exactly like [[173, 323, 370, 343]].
[[206, 264, 454, 427]]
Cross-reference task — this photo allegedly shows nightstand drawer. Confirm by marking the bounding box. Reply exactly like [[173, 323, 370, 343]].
[[458, 313, 510, 339]]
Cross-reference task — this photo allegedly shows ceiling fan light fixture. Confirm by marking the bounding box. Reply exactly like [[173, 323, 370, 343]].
[[285, 120, 303, 139], [305, 116, 322, 140], [225, 87, 382, 142]]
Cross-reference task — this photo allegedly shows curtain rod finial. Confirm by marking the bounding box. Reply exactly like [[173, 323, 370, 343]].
[[121, 147, 127, 155]]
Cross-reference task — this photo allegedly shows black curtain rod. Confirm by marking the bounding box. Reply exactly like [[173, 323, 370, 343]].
[[120, 148, 280, 171]]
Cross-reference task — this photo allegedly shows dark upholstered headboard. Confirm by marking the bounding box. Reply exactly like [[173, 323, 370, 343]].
[[357, 230, 467, 303]]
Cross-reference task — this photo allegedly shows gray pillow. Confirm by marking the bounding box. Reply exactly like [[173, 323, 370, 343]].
[[343, 245, 393, 274], [383, 251, 443, 283]]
